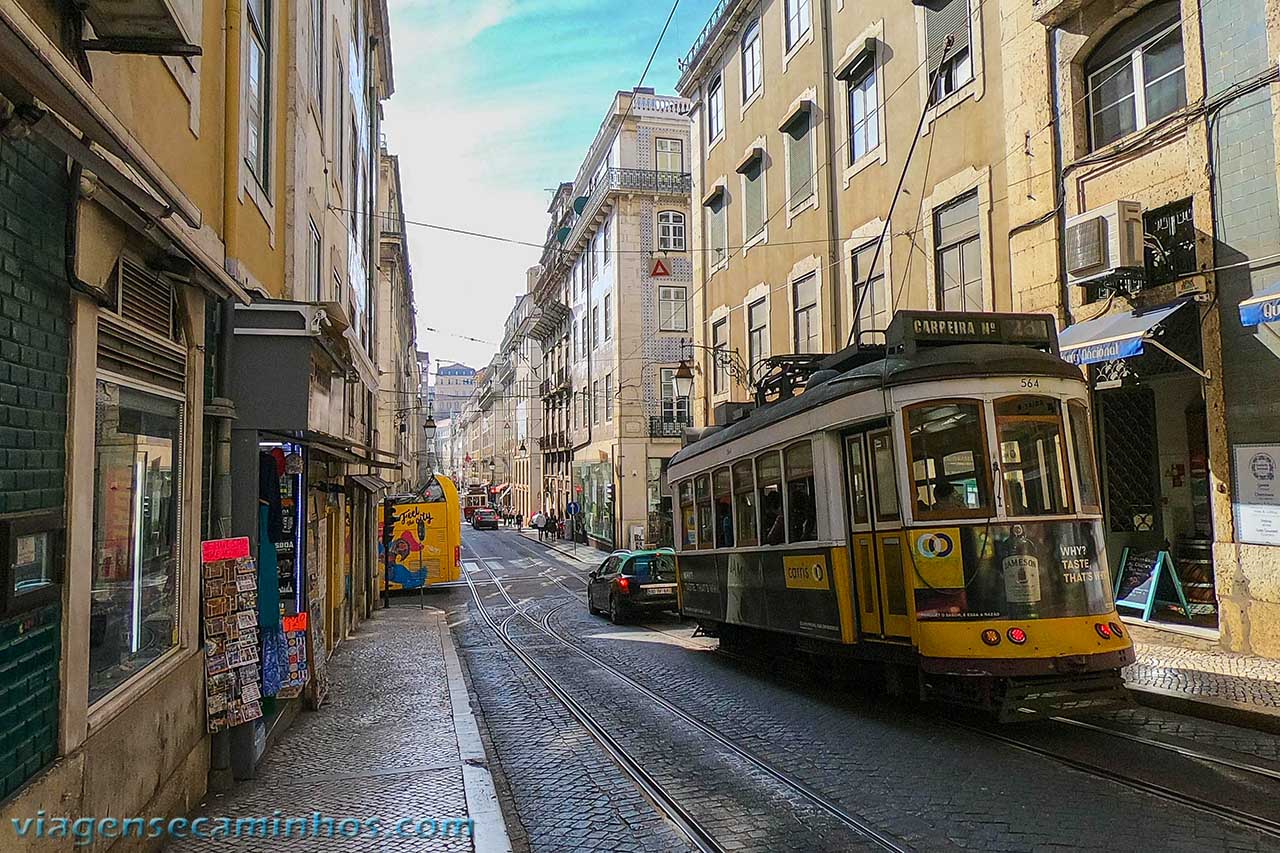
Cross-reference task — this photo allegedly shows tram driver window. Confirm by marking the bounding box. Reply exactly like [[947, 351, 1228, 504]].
[[678, 481, 696, 550], [732, 459, 759, 546], [695, 474, 714, 549], [757, 451, 786, 545], [785, 442, 818, 542], [713, 467, 734, 547], [994, 396, 1072, 516], [1067, 400, 1102, 513], [905, 400, 992, 519]]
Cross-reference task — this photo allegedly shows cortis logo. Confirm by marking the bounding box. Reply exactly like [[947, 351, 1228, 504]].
[[1250, 452, 1276, 482], [916, 532, 954, 559]]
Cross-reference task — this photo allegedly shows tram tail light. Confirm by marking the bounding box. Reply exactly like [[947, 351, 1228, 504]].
[[617, 577, 631, 594], [1006, 627, 1027, 645], [1094, 622, 1113, 639], [454, 545, 461, 567], [980, 628, 1001, 646], [1108, 622, 1124, 639]]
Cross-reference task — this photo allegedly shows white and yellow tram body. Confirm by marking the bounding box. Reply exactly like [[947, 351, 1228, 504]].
[[667, 313, 1136, 718]]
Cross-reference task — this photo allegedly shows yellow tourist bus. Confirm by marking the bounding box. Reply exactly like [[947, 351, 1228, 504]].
[[378, 474, 463, 591]]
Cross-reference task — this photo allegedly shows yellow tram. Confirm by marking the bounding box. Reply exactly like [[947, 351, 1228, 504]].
[[667, 312, 1136, 719], [378, 474, 463, 591]]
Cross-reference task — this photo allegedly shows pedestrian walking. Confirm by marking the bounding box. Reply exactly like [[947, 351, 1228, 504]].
[[532, 510, 547, 541], [547, 512, 558, 540]]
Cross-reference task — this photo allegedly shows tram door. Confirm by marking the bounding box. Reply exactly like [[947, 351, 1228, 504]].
[[845, 430, 911, 640]]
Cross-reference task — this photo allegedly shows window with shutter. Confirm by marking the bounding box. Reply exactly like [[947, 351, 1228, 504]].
[[924, 0, 973, 100], [708, 196, 728, 266], [742, 159, 765, 239], [785, 113, 814, 209]]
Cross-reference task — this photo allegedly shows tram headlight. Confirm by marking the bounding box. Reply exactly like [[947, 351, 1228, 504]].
[[1108, 621, 1123, 639], [980, 628, 1001, 646], [1006, 627, 1027, 645]]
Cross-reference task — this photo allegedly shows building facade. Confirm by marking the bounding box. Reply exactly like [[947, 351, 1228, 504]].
[[434, 362, 477, 419], [0, 0, 408, 837], [527, 88, 694, 550], [1003, 0, 1280, 656], [677, 0, 1013, 425]]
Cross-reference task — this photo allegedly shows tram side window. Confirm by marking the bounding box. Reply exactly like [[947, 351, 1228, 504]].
[[785, 441, 818, 542], [713, 467, 734, 547], [678, 480, 696, 550], [905, 400, 992, 519], [995, 396, 1072, 516], [869, 430, 899, 522], [732, 459, 759, 546], [757, 451, 786, 545], [1067, 400, 1102, 513], [695, 474, 714, 549]]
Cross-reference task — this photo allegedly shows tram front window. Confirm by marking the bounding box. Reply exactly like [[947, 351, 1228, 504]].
[[906, 401, 992, 520], [995, 396, 1072, 517], [695, 474, 714, 549], [1068, 400, 1102, 513], [678, 481, 696, 550]]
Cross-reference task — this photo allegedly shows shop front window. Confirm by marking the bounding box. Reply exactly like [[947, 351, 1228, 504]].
[[905, 400, 991, 520], [995, 396, 1072, 517], [90, 382, 182, 704], [574, 461, 614, 547]]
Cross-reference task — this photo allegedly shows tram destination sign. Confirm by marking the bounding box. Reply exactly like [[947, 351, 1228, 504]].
[[887, 312, 1059, 356]]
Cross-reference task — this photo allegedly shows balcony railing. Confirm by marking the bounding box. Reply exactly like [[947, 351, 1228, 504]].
[[650, 415, 692, 438], [679, 0, 739, 79], [562, 168, 691, 261]]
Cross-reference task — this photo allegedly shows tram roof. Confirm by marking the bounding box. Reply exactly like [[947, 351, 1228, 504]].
[[670, 343, 1083, 470]]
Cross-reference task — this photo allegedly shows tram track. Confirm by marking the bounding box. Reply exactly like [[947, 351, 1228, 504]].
[[470, 557, 913, 853], [500, 532, 1280, 844], [947, 719, 1280, 840]]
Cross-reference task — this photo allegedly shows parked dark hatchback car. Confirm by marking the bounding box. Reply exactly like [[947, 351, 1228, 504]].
[[587, 549, 678, 623], [471, 508, 499, 530]]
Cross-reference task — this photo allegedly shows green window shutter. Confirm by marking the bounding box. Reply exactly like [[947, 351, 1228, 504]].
[[925, 0, 970, 76], [786, 117, 814, 206], [744, 162, 764, 237]]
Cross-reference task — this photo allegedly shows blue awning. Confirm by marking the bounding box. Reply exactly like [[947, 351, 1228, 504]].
[[1239, 282, 1280, 326], [1058, 302, 1190, 366]]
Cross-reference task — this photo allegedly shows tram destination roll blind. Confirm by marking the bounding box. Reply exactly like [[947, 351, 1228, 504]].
[[887, 311, 1059, 355]]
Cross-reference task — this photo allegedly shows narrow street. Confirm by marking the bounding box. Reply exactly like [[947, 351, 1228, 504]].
[[448, 527, 1280, 853]]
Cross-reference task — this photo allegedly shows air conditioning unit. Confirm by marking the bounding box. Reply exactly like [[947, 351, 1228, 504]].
[[1064, 200, 1145, 287]]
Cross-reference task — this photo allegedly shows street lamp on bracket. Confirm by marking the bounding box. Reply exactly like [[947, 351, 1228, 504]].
[[670, 342, 754, 403]]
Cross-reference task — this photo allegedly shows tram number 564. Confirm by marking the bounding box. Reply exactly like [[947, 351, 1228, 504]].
[[1019, 377, 1041, 389]]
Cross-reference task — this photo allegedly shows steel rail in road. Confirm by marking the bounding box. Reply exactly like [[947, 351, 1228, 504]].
[[1048, 715, 1280, 783], [947, 720, 1280, 840], [461, 561, 727, 853], [475, 558, 913, 853]]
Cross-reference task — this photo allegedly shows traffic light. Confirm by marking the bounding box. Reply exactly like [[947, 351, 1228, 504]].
[[381, 499, 401, 551]]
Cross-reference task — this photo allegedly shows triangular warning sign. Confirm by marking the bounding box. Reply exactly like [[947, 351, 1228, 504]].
[[651, 258, 671, 277]]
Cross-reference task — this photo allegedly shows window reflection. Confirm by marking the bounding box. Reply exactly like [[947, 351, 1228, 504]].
[[906, 400, 991, 518], [90, 382, 182, 704]]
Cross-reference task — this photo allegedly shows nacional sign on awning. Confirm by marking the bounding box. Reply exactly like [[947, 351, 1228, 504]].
[[1239, 282, 1280, 327], [1058, 301, 1189, 366]]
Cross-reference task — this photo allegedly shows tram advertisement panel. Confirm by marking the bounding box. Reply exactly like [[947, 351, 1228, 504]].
[[678, 549, 842, 641], [909, 521, 1113, 621]]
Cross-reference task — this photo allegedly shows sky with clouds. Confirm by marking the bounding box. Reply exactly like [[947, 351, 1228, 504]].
[[382, 0, 718, 376]]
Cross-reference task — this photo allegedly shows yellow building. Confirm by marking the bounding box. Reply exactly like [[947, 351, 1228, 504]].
[[0, 0, 401, 840], [1003, 0, 1280, 657], [677, 0, 1012, 421]]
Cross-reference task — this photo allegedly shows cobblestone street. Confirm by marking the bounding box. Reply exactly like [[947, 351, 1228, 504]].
[[451, 528, 1280, 853]]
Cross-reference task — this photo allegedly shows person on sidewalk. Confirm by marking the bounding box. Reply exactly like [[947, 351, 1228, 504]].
[[532, 510, 546, 541], [516, 512, 523, 529]]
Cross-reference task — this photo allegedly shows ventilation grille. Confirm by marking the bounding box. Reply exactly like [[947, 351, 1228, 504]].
[[97, 317, 186, 393], [117, 256, 176, 340], [1066, 216, 1107, 274]]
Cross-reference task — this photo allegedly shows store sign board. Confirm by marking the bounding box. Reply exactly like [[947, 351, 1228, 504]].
[[1233, 444, 1280, 546], [1114, 548, 1192, 622]]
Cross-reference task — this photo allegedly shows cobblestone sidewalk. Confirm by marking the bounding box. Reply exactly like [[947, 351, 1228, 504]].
[[167, 605, 510, 853], [1123, 623, 1280, 716]]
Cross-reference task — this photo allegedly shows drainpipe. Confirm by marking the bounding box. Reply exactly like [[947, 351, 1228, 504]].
[[1048, 28, 1072, 327], [818, 0, 843, 348], [214, 0, 247, 792]]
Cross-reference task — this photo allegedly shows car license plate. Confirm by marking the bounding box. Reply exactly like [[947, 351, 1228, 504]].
[[643, 584, 675, 597]]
